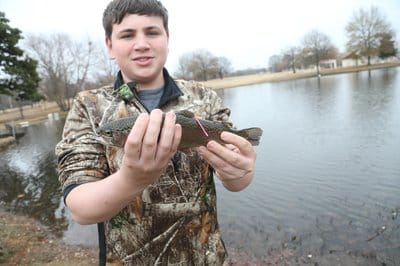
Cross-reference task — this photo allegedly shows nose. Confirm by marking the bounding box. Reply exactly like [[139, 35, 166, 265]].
[[133, 33, 150, 51]]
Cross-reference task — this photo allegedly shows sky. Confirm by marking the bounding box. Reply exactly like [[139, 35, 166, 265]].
[[1, 0, 400, 71]]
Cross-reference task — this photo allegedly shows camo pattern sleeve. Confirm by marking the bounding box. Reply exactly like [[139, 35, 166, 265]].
[[173, 80, 232, 125], [55, 87, 114, 191]]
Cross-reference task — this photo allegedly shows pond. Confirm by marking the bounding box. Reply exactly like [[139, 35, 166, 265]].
[[1, 67, 399, 264]]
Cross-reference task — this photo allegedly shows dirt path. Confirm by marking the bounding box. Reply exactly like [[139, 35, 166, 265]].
[[0, 209, 98, 266]]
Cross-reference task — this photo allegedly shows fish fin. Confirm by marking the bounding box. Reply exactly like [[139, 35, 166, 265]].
[[242, 127, 263, 146], [176, 110, 195, 118]]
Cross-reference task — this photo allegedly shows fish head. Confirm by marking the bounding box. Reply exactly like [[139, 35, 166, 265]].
[[97, 126, 128, 147], [97, 126, 113, 137]]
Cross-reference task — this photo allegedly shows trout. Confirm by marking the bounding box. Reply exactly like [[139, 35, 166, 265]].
[[97, 111, 263, 150]]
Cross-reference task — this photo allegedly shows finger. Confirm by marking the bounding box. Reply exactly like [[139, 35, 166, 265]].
[[124, 113, 149, 159], [220, 131, 255, 158], [199, 145, 251, 180], [198, 144, 236, 173], [200, 149, 244, 181], [224, 143, 240, 153], [206, 140, 254, 172], [171, 124, 182, 153], [141, 109, 163, 160], [156, 111, 177, 159]]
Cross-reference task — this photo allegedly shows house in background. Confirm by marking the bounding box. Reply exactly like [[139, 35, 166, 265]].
[[340, 52, 396, 67], [341, 52, 362, 67], [319, 59, 337, 69]]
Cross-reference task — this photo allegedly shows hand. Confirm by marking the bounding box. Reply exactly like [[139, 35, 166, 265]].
[[197, 131, 256, 192], [119, 109, 182, 193], [65, 109, 181, 224]]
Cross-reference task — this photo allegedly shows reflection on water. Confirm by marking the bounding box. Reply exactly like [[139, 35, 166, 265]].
[[0, 121, 67, 236], [1, 67, 399, 263]]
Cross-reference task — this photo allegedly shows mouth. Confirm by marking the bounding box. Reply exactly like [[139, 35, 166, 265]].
[[133, 56, 154, 64]]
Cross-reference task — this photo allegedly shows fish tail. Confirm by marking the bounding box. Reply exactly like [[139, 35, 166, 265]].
[[241, 127, 263, 146]]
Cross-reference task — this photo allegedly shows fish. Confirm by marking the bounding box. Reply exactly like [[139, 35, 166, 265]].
[[97, 110, 263, 150]]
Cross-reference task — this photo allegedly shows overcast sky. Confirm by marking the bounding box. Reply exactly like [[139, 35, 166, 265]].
[[2, 0, 400, 71]]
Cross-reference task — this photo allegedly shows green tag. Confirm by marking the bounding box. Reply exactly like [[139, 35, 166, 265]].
[[117, 84, 134, 101]]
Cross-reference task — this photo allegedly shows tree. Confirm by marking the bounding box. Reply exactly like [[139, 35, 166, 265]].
[[302, 30, 336, 75], [92, 47, 119, 88], [174, 49, 230, 81], [25, 33, 98, 111], [0, 12, 41, 116], [377, 31, 397, 59], [174, 53, 194, 80], [268, 54, 284, 72], [216, 56, 232, 79], [345, 6, 391, 65], [190, 49, 218, 81], [282, 46, 301, 73]]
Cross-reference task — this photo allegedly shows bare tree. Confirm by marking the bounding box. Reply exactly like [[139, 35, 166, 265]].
[[345, 6, 391, 66], [190, 49, 218, 81], [92, 47, 119, 87], [174, 49, 230, 81], [216, 56, 232, 79], [282, 46, 301, 73], [302, 30, 336, 75], [268, 54, 284, 72], [24, 33, 98, 111], [174, 53, 194, 80]]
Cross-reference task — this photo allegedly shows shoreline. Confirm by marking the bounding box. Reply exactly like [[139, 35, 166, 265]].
[[0, 208, 98, 265], [202, 61, 400, 89]]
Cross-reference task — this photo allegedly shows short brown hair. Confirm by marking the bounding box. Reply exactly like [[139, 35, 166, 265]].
[[103, 0, 169, 38]]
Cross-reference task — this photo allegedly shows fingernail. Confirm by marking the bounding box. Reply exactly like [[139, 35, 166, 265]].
[[207, 141, 216, 149], [197, 146, 205, 154], [167, 111, 175, 120]]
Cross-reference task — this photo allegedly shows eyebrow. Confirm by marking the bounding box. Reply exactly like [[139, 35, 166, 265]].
[[116, 25, 162, 35]]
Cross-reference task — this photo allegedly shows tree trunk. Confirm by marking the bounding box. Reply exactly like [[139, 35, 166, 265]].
[[18, 101, 25, 119]]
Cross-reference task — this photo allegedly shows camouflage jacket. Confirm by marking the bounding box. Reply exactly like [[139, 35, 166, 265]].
[[55, 69, 231, 265]]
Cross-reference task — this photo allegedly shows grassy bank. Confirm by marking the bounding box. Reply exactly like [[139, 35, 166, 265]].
[[203, 61, 400, 89]]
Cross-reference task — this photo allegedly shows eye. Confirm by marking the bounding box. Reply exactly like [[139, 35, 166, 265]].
[[147, 30, 160, 37], [121, 34, 133, 39]]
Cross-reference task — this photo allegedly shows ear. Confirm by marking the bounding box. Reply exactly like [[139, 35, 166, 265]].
[[166, 32, 170, 54], [105, 36, 115, 59]]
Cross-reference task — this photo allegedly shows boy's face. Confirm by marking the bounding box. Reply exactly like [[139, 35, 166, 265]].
[[106, 14, 169, 88]]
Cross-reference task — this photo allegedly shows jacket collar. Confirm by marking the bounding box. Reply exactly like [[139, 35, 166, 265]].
[[114, 68, 183, 108]]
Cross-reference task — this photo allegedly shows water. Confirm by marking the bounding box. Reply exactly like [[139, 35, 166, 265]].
[[1, 68, 399, 263], [215, 68, 400, 263]]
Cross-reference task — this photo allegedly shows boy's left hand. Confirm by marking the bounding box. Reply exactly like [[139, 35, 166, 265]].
[[197, 131, 257, 192]]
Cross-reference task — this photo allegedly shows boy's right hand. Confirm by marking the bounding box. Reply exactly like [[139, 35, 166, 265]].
[[119, 109, 182, 194]]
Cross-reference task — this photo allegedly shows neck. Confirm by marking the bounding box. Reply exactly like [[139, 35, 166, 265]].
[[123, 71, 164, 91]]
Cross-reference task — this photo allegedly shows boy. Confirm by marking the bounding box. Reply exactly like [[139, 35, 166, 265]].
[[56, 0, 256, 264]]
